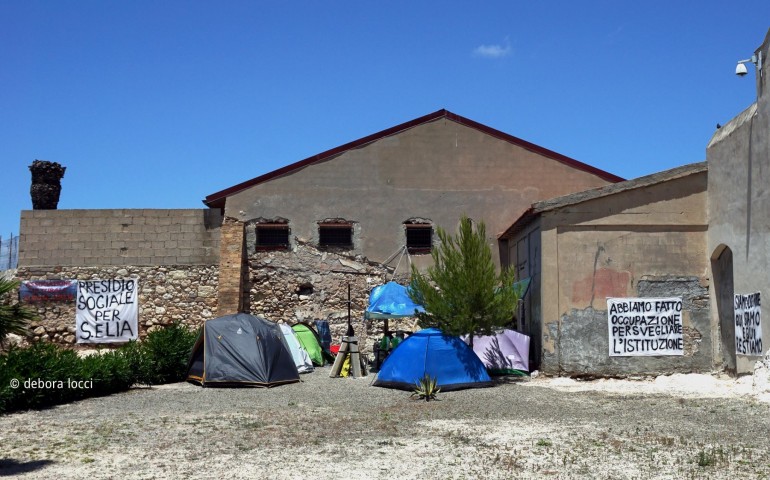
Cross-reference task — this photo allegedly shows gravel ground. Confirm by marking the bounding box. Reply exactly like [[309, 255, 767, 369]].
[[1, 368, 769, 479]]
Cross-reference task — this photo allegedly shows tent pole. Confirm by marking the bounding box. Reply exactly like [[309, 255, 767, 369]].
[[346, 283, 354, 336]]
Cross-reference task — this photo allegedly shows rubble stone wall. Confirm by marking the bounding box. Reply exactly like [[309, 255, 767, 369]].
[[247, 242, 415, 353], [15, 265, 218, 345]]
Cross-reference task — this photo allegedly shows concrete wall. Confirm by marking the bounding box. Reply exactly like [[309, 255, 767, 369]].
[[507, 169, 711, 376], [19, 209, 222, 267], [224, 117, 614, 270], [707, 30, 770, 374]]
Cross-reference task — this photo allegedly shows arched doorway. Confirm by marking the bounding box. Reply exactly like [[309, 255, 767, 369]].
[[711, 245, 736, 374]]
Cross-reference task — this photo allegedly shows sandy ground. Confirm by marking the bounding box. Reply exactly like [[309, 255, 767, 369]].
[[1, 370, 770, 479]]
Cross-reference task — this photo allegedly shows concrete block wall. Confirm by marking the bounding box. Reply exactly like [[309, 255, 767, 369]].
[[19, 209, 222, 267]]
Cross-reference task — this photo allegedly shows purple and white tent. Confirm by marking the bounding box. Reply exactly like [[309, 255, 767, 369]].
[[464, 329, 530, 375]]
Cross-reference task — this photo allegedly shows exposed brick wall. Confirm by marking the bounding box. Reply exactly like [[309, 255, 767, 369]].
[[19, 209, 222, 267], [217, 217, 246, 315]]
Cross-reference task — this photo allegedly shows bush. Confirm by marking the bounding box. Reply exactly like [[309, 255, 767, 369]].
[[140, 322, 200, 384], [0, 343, 93, 412], [79, 349, 135, 396], [0, 322, 200, 414], [120, 339, 153, 386]]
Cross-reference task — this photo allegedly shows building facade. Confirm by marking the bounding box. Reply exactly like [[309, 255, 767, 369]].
[[707, 29, 770, 375], [16, 110, 622, 349], [500, 163, 710, 375], [501, 28, 770, 377], [205, 109, 622, 329]]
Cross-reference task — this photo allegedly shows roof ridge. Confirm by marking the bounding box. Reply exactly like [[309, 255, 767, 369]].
[[203, 110, 623, 208], [498, 161, 707, 240]]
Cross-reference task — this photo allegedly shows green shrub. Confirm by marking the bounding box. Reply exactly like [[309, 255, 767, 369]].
[[138, 323, 199, 384], [119, 339, 153, 386], [0, 343, 89, 412], [79, 349, 134, 397], [0, 322, 199, 414]]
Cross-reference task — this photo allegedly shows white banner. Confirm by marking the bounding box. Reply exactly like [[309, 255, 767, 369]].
[[76, 279, 138, 343], [735, 292, 762, 356], [607, 297, 683, 356]]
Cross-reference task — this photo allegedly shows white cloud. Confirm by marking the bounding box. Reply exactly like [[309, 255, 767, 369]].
[[473, 39, 512, 59]]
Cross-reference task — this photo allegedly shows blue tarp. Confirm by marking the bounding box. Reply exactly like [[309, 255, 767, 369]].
[[372, 328, 493, 392], [364, 281, 425, 319]]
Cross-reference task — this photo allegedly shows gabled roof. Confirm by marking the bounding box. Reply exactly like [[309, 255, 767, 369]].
[[498, 161, 708, 240], [203, 109, 624, 208]]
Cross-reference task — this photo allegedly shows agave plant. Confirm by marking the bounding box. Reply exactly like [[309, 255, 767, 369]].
[[411, 374, 440, 401]]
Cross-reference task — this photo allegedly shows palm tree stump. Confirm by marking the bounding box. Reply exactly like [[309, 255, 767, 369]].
[[29, 160, 66, 210]]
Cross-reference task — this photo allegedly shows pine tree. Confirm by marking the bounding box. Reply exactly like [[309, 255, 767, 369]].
[[408, 216, 519, 346]]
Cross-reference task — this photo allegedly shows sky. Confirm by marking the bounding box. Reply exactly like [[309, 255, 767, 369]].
[[1, 1, 769, 239]]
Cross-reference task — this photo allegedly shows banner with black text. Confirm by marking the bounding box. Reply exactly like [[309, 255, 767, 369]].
[[607, 297, 684, 356], [76, 279, 138, 343], [735, 292, 762, 356]]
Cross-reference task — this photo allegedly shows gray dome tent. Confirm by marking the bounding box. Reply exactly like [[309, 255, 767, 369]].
[[187, 313, 300, 387]]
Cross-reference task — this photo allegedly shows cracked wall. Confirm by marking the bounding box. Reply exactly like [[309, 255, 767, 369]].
[[510, 168, 711, 376]]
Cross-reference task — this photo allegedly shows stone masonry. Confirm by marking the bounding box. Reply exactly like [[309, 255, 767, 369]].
[[247, 241, 416, 354], [16, 265, 218, 344], [14, 208, 222, 346]]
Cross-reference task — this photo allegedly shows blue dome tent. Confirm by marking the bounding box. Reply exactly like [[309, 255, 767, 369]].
[[364, 281, 425, 320], [372, 328, 494, 392]]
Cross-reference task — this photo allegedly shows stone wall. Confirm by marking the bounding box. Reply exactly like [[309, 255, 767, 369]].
[[16, 265, 218, 345], [247, 241, 415, 353]]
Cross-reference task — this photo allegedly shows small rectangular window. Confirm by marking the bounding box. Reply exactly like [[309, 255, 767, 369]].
[[256, 224, 289, 250], [319, 224, 352, 248], [406, 224, 432, 254]]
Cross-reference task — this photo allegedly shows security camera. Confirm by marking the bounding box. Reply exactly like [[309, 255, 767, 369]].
[[736, 63, 749, 76]]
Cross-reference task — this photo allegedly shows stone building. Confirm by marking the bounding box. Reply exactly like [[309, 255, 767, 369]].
[[204, 109, 623, 341], [15, 109, 622, 349]]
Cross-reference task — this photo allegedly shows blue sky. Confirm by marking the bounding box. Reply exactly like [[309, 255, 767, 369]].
[[1, 1, 768, 238]]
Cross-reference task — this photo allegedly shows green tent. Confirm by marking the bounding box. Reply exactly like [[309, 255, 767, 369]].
[[291, 322, 331, 366]]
